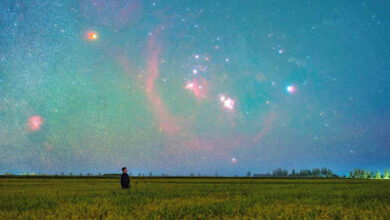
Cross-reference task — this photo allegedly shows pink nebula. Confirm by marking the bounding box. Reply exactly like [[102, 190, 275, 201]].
[[28, 116, 43, 131], [253, 111, 276, 143], [185, 78, 209, 99], [145, 27, 180, 135]]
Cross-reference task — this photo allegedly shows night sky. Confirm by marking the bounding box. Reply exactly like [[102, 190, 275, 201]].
[[0, 1, 389, 176]]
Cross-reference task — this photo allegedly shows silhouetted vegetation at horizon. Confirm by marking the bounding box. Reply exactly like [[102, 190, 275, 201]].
[[1, 167, 389, 179]]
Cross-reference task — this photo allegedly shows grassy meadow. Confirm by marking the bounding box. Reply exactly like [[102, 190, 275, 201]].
[[1, 177, 390, 219]]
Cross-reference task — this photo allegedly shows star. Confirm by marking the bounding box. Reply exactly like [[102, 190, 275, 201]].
[[86, 31, 98, 41], [223, 98, 235, 110], [286, 85, 296, 93]]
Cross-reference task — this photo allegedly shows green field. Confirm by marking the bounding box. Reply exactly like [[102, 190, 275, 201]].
[[1, 177, 390, 219]]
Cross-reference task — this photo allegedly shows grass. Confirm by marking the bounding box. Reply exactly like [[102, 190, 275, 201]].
[[0, 177, 389, 219]]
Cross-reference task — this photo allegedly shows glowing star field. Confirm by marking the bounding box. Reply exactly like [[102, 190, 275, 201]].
[[0, 1, 389, 176]]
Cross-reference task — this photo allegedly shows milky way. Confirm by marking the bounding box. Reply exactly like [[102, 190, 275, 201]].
[[0, 1, 389, 175]]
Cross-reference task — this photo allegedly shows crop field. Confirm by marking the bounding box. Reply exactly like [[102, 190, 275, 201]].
[[1, 177, 390, 219]]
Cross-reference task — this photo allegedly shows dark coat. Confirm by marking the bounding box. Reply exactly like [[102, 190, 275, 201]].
[[121, 173, 130, 189]]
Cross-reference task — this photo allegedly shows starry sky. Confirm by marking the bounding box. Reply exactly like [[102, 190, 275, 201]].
[[0, 1, 389, 176]]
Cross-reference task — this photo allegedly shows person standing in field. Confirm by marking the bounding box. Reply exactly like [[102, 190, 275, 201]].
[[121, 167, 130, 189]]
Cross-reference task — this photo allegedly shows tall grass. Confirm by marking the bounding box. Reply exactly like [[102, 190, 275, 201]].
[[1, 178, 389, 219]]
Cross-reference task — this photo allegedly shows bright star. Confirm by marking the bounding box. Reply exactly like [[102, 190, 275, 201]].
[[186, 82, 194, 90], [86, 31, 98, 41], [224, 98, 235, 110], [220, 95, 226, 102], [287, 85, 296, 93]]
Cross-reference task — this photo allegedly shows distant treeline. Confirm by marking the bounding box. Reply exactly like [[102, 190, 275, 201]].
[[253, 167, 337, 178], [252, 168, 390, 179], [1, 168, 389, 179], [349, 169, 389, 179]]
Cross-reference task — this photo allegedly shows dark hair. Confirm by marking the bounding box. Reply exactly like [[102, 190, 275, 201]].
[[122, 167, 126, 171]]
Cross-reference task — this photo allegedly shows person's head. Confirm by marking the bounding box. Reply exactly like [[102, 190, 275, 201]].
[[122, 167, 127, 174]]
